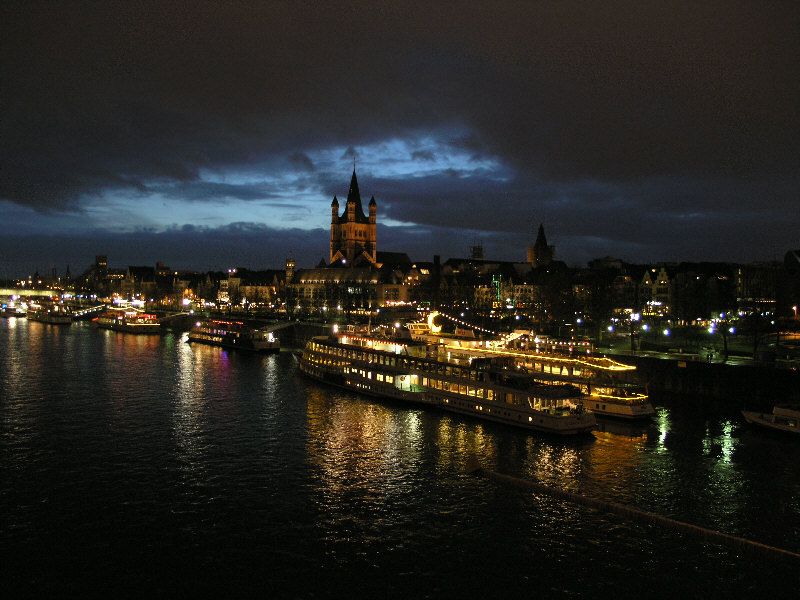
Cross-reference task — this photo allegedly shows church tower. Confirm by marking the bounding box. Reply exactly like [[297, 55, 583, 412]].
[[285, 255, 295, 284], [329, 168, 377, 264]]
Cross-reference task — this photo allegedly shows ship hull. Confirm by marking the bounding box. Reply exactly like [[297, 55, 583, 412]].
[[96, 320, 161, 334]]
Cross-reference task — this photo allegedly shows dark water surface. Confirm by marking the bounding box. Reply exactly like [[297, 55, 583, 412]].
[[2, 319, 799, 598]]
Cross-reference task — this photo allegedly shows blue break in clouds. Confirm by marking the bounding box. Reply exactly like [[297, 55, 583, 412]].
[[306, 133, 505, 183], [4, 129, 504, 238]]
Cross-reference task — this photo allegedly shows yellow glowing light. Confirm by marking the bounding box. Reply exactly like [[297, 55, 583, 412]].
[[427, 311, 442, 334]]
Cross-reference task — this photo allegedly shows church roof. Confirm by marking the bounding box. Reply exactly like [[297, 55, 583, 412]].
[[339, 169, 370, 224], [126, 266, 155, 281], [375, 251, 411, 269]]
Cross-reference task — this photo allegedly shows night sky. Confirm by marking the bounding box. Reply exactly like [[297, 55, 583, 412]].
[[2, 2, 798, 278]]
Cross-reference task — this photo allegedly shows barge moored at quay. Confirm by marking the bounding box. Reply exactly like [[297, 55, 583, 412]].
[[299, 326, 596, 435]]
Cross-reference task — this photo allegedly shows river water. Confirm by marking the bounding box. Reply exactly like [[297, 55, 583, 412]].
[[2, 318, 799, 598]]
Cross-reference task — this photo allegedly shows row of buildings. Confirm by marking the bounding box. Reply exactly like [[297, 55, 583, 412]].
[[72, 249, 799, 329]]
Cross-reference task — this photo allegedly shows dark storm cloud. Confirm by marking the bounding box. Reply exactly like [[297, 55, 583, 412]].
[[411, 150, 436, 162], [1, 2, 798, 271], [374, 167, 800, 264], [0, 224, 329, 278], [289, 152, 315, 172], [340, 147, 359, 161]]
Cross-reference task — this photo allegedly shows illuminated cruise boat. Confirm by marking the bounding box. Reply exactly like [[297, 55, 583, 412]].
[[26, 301, 73, 324], [299, 325, 596, 435], [94, 309, 161, 334], [188, 319, 280, 352], [406, 313, 655, 420]]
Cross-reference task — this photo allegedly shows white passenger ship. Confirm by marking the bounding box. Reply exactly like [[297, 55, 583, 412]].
[[299, 326, 596, 435]]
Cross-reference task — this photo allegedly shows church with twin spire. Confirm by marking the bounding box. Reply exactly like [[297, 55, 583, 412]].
[[329, 168, 377, 265]]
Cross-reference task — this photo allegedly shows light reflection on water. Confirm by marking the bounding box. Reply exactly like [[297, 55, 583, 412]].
[[1, 318, 799, 597]]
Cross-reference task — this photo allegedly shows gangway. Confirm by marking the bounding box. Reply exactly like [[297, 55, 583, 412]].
[[256, 321, 296, 333], [72, 304, 107, 319]]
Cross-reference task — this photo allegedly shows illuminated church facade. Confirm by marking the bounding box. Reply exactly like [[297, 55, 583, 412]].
[[330, 169, 377, 265]]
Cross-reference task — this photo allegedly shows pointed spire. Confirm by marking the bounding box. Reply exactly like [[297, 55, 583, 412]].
[[346, 168, 368, 222], [348, 169, 360, 202], [535, 223, 548, 248]]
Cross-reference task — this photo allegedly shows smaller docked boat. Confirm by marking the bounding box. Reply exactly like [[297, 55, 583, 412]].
[[26, 302, 73, 324], [188, 319, 280, 352], [742, 404, 800, 435], [581, 382, 655, 420], [1, 300, 27, 317], [94, 309, 161, 334], [406, 321, 655, 420]]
